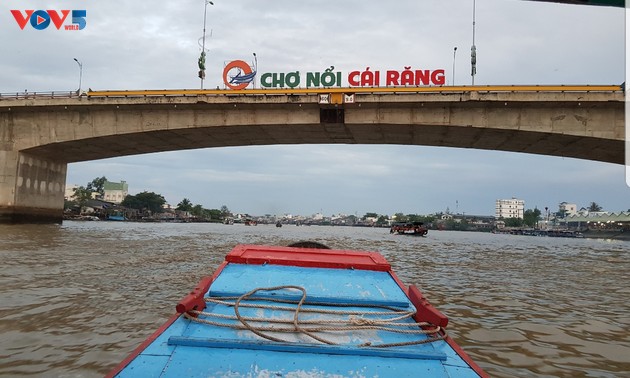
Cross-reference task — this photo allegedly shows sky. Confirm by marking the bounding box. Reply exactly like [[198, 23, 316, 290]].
[[1, 0, 628, 217]]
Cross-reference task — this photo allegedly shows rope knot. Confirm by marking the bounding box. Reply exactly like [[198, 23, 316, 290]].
[[349, 315, 375, 326]]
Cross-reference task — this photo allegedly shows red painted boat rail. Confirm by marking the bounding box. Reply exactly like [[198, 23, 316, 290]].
[[175, 276, 214, 314], [407, 285, 449, 328]]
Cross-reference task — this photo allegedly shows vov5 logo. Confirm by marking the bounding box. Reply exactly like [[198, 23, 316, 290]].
[[11, 10, 87, 30]]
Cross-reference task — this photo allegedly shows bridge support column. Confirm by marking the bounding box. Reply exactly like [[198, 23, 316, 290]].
[[0, 151, 67, 224]]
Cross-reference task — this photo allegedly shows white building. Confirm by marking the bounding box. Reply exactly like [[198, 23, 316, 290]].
[[64, 184, 79, 200], [64, 184, 98, 201], [495, 198, 524, 219], [558, 202, 577, 217], [103, 180, 128, 204]]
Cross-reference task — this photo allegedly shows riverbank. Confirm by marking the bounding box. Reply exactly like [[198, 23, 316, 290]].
[[493, 228, 630, 241], [580, 229, 630, 241]]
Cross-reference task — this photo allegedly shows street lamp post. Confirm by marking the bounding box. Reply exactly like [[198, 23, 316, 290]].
[[452, 47, 457, 86], [471, 0, 477, 85], [252, 52, 257, 88], [73, 58, 83, 93], [199, 0, 214, 89]]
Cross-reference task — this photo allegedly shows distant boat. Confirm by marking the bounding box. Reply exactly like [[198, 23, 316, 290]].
[[106, 244, 487, 378], [107, 212, 126, 221], [276, 221, 282, 227], [390, 222, 428, 236]]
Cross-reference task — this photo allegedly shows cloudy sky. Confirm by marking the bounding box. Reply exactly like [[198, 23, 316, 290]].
[[1, 0, 627, 216]]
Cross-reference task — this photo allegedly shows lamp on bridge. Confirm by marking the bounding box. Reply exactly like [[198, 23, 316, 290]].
[[252, 52, 257, 89], [471, 0, 477, 85], [199, 0, 214, 89], [73, 58, 83, 94], [452, 47, 457, 86]]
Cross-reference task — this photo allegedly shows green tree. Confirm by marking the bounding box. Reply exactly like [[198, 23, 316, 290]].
[[207, 209, 222, 221], [86, 176, 107, 198], [523, 208, 542, 227], [120, 194, 143, 210], [407, 214, 436, 224], [191, 204, 204, 217], [588, 202, 603, 212], [363, 212, 378, 220], [376, 215, 389, 226], [220, 205, 231, 219], [72, 186, 93, 213], [121, 191, 165, 213], [504, 217, 523, 228], [177, 198, 194, 212]]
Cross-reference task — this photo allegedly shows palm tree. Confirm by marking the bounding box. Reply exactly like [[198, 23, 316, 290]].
[[176, 198, 194, 212], [588, 202, 603, 212]]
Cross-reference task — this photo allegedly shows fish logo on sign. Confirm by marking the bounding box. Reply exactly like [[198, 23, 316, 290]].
[[10, 10, 87, 30], [222, 60, 257, 90]]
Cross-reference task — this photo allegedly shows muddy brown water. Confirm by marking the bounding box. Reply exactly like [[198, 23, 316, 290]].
[[1, 222, 628, 377]]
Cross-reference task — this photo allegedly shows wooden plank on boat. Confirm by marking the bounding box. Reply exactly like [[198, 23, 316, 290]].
[[208, 264, 411, 307], [226, 244, 391, 271], [208, 289, 411, 308], [167, 336, 447, 360]]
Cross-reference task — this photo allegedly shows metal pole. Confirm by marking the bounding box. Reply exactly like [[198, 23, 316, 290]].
[[73, 58, 82, 93], [201, 1, 208, 89], [253, 52, 257, 89], [452, 47, 457, 85], [471, 0, 476, 85], [200, 1, 214, 89]]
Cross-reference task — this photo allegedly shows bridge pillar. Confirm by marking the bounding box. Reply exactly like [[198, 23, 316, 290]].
[[0, 151, 67, 223]]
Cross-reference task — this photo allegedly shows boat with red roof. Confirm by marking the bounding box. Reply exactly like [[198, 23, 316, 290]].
[[390, 222, 429, 236]]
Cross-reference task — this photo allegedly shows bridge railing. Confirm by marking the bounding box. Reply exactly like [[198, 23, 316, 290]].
[[0, 91, 87, 100], [1, 85, 622, 100], [84, 85, 622, 98]]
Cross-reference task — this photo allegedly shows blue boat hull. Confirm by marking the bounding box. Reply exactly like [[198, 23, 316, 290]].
[[108, 244, 487, 377]]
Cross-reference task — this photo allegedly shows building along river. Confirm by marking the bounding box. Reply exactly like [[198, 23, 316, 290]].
[[1, 221, 628, 377]]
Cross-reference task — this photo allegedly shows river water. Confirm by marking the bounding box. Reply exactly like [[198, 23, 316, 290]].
[[1, 221, 628, 377]]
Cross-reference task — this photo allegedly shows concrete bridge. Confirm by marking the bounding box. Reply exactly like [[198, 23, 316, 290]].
[[0, 86, 624, 223]]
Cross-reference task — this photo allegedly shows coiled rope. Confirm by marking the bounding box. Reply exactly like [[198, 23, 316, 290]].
[[184, 285, 446, 348]]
